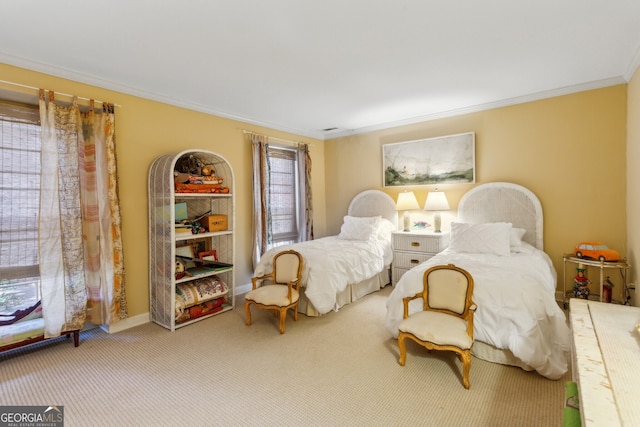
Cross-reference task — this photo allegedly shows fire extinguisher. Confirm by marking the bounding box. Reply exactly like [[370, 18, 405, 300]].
[[603, 276, 614, 303]]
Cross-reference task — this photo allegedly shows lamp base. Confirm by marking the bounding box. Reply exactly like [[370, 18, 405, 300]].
[[434, 212, 442, 233], [403, 211, 411, 232]]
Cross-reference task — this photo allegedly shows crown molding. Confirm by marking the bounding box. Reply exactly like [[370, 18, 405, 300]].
[[327, 77, 626, 139], [0, 53, 628, 141]]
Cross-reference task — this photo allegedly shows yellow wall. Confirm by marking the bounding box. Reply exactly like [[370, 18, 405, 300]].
[[0, 61, 630, 318], [0, 63, 326, 319], [627, 66, 640, 304], [326, 86, 628, 295]]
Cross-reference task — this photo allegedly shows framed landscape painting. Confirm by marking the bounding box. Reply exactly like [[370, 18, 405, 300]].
[[382, 132, 475, 187]]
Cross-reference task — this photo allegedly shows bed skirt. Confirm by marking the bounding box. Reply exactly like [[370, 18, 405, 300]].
[[471, 340, 534, 372], [298, 267, 391, 317]]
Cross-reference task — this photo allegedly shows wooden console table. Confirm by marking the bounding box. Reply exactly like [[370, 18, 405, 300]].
[[570, 299, 640, 426]]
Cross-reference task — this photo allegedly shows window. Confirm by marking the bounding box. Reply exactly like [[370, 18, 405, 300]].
[[267, 146, 299, 248], [0, 100, 41, 314]]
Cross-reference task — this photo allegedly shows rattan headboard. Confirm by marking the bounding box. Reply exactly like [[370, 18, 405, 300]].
[[457, 182, 543, 250], [348, 190, 398, 229]]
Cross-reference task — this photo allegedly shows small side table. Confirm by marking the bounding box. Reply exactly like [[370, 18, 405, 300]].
[[392, 230, 450, 285], [562, 254, 630, 306]]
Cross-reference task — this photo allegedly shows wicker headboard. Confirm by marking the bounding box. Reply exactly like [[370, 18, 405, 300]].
[[457, 182, 543, 250], [348, 190, 398, 229]]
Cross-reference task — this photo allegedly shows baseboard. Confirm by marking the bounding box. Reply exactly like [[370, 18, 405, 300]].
[[98, 283, 252, 334], [100, 312, 150, 334], [236, 282, 251, 296]]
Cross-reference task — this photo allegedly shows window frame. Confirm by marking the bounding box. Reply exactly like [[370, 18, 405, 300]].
[[0, 99, 42, 314], [266, 144, 300, 248]]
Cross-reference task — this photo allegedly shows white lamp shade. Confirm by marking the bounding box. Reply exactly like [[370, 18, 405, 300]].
[[396, 191, 419, 211], [423, 191, 450, 211]]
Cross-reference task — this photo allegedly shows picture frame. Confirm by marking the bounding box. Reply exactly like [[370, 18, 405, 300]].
[[189, 238, 210, 258], [198, 250, 218, 262], [382, 132, 475, 187]]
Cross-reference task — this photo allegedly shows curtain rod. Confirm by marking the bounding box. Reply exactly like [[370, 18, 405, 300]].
[[0, 79, 122, 108], [242, 130, 313, 147]]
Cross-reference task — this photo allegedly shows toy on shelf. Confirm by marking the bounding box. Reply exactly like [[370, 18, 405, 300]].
[[573, 264, 591, 299], [573, 241, 621, 262]]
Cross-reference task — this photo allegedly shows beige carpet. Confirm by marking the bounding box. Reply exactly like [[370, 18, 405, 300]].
[[1, 286, 569, 426]]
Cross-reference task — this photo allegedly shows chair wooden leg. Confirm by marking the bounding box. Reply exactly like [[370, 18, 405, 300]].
[[244, 301, 253, 326], [279, 308, 287, 334], [397, 333, 407, 366], [461, 350, 471, 389], [293, 303, 299, 321]]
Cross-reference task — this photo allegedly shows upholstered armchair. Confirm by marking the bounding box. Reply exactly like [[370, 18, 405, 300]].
[[397, 264, 476, 389], [244, 250, 303, 334]]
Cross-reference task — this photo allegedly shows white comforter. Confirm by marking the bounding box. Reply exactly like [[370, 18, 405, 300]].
[[255, 236, 392, 314], [384, 244, 571, 379]]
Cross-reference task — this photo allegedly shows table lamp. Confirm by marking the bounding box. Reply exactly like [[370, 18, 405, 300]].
[[424, 189, 450, 233], [396, 191, 419, 232]]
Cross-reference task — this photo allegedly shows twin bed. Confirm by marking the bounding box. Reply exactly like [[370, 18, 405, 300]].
[[254, 183, 570, 380], [254, 189, 397, 316], [386, 182, 570, 379]]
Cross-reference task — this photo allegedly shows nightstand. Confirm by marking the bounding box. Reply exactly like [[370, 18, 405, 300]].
[[392, 231, 450, 285]]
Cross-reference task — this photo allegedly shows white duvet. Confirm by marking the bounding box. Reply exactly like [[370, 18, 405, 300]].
[[254, 236, 392, 315], [384, 244, 571, 379]]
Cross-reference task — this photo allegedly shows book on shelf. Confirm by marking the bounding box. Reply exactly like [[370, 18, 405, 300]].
[[185, 264, 232, 277], [176, 255, 232, 270], [186, 266, 217, 276]]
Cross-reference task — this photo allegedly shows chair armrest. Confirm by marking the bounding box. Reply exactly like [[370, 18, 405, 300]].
[[401, 292, 423, 319], [285, 278, 300, 299], [402, 292, 423, 304], [251, 272, 274, 289]]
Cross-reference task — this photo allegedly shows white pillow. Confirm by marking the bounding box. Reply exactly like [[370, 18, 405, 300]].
[[373, 218, 395, 242], [449, 222, 512, 256], [338, 216, 381, 241], [511, 241, 536, 254], [510, 227, 526, 247]]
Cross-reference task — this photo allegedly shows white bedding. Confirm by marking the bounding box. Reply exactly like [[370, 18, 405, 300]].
[[384, 244, 571, 380], [254, 235, 392, 315]]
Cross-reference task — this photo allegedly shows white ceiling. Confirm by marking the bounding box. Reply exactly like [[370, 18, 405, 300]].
[[1, 1, 640, 139]]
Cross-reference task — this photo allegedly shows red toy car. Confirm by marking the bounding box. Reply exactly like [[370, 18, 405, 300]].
[[574, 241, 621, 262]]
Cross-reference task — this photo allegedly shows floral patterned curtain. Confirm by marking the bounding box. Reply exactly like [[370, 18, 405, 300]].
[[38, 90, 127, 337]]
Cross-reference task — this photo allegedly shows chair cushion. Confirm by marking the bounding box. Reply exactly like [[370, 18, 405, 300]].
[[245, 285, 299, 307], [399, 311, 472, 349], [274, 253, 301, 284], [427, 269, 469, 314]]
